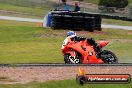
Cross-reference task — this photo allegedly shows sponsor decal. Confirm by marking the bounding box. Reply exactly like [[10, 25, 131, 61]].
[[76, 68, 131, 85]]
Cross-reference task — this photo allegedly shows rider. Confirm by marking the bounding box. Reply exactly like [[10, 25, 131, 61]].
[[62, 31, 98, 49], [67, 31, 86, 42]]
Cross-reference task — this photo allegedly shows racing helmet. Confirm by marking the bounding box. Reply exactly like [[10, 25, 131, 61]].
[[66, 31, 76, 37]]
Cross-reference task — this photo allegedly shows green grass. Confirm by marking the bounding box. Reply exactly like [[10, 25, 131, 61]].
[[83, 0, 99, 4], [0, 79, 132, 88], [0, 3, 50, 18], [102, 19, 132, 26], [0, 0, 57, 18], [0, 20, 36, 27], [0, 20, 64, 63], [0, 20, 131, 63]]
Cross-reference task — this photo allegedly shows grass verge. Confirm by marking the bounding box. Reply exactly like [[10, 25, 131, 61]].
[[102, 19, 132, 26], [0, 3, 50, 18], [0, 79, 132, 88], [0, 20, 131, 63]]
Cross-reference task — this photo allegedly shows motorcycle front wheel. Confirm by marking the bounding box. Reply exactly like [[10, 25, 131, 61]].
[[64, 53, 82, 64], [100, 50, 118, 64]]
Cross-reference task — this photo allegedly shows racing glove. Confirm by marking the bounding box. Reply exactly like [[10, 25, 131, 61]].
[[87, 38, 96, 46]]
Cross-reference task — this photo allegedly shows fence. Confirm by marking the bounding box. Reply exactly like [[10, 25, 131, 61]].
[[101, 14, 132, 22]]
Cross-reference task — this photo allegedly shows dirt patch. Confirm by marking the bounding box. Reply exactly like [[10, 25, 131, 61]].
[[108, 39, 132, 43], [76, 30, 106, 35], [33, 30, 106, 38], [33, 33, 65, 38], [0, 66, 132, 84], [127, 31, 132, 35]]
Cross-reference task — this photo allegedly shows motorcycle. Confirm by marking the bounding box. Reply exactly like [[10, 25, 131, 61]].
[[61, 37, 118, 64]]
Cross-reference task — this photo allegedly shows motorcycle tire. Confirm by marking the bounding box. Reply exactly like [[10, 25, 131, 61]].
[[64, 53, 82, 64], [100, 50, 118, 64]]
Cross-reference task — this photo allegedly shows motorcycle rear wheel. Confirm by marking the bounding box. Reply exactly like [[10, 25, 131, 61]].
[[100, 50, 118, 64], [64, 53, 82, 64]]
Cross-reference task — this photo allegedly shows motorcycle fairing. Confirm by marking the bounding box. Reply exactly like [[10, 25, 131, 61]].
[[67, 42, 104, 64], [97, 41, 109, 48]]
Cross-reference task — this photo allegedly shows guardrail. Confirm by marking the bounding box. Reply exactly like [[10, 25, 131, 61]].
[[101, 14, 132, 22]]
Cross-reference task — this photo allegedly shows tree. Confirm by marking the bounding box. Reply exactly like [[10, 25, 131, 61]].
[[99, 0, 129, 8]]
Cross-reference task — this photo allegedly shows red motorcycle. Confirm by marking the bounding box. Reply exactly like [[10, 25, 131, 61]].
[[61, 37, 118, 64]]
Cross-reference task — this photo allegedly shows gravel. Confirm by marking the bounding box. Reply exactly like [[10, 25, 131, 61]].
[[0, 66, 132, 84]]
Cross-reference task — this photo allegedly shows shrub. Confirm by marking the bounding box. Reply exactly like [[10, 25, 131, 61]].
[[99, 0, 129, 8], [129, 5, 132, 15]]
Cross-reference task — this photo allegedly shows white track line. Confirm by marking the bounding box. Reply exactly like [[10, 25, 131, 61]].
[[0, 15, 132, 30], [0, 15, 43, 22], [102, 24, 132, 30]]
